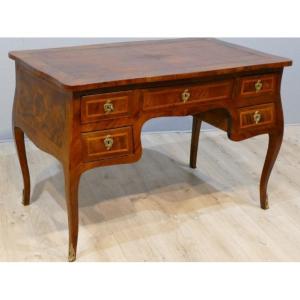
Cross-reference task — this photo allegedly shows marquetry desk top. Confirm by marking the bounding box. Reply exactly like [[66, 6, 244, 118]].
[[9, 38, 291, 90], [9, 39, 292, 261]]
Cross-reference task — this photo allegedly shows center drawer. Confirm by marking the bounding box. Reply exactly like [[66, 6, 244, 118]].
[[143, 80, 233, 110]]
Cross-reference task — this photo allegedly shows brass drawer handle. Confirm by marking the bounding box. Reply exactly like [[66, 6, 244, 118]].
[[181, 89, 191, 103], [253, 111, 262, 124], [104, 135, 114, 150], [104, 100, 114, 113], [255, 80, 263, 92]]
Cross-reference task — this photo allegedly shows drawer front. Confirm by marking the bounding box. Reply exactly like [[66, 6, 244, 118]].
[[143, 80, 233, 110], [239, 103, 275, 129], [81, 127, 133, 162], [81, 91, 133, 123], [239, 74, 278, 98]]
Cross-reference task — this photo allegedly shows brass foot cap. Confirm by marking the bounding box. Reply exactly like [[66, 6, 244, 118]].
[[68, 245, 76, 262], [68, 255, 76, 262], [261, 196, 269, 210]]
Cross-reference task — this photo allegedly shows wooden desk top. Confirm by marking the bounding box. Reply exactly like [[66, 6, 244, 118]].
[[9, 38, 292, 91]]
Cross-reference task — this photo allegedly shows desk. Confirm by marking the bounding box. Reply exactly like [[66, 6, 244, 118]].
[[9, 38, 292, 261]]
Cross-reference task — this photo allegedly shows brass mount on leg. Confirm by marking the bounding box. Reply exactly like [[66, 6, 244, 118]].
[[68, 244, 76, 262]]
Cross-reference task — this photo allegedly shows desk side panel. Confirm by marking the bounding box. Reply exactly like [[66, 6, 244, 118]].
[[12, 63, 72, 162]]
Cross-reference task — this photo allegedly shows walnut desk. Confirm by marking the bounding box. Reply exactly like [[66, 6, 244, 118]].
[[9, 39, 292, 261]]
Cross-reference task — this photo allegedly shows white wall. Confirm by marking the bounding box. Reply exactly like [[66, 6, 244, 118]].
[[0, 38, 298, 141]]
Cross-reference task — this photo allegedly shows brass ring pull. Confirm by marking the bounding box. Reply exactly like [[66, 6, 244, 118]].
[[104, 100, 114, 113], [181, 89, 191, 103], [104, 135, 114, 150], [253, 111, 262, 124], [255, 80, 263, 92]]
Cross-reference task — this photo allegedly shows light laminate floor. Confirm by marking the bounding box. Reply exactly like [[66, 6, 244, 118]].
[[0, 126, 300, 261]]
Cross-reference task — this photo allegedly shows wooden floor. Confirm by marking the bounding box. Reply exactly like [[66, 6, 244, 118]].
[[1, 126, 300, 261]]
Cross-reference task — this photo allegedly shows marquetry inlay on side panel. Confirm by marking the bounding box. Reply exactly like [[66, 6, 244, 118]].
[[14, 65, 70, 149]]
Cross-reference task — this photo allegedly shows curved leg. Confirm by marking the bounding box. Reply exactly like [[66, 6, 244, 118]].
[[64, 167, 81, 262], [190, 115, 202, 169], [260, 130, 283, 209], [13, 126, 31, 206]]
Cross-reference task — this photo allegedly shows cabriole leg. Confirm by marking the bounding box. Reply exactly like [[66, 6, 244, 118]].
[[64, 167, 81, 262], [13, 126, 31, 206], [260, 131, 283, 209]]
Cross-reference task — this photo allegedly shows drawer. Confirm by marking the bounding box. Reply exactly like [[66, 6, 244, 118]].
[[238, 74, 278, 98], [239, 103, 275, 129], [81, 91, 133, 123], [143, 80, 233, 110], [81, 127, 133, 162]]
